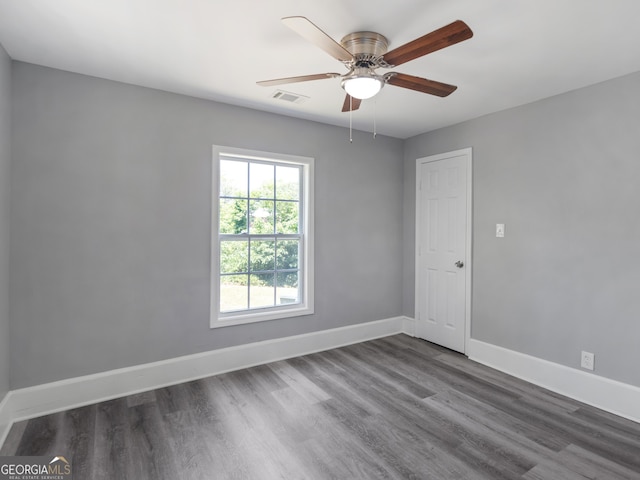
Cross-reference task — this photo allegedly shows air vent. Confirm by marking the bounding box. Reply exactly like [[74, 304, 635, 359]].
[[271, 90, 309, 104]]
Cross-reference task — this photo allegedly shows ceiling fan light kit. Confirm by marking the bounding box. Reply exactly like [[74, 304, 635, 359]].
[[258, 16, 473, 112], [342, 70, 383, 100]]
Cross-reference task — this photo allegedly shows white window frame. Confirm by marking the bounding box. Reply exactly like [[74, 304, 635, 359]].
[[210, 145, 314, 328]]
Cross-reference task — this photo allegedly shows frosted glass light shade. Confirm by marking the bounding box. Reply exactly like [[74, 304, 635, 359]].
[[342, 76, 382, 100]]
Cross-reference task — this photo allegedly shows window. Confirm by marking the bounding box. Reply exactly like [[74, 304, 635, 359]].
[[211, 146, 314, 328]]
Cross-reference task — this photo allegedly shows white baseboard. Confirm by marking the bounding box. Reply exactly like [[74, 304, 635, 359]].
[[3, 319, 639, 449], [0, 316, 407, 447], [467, 338, 640, 424], [0, 392, 10, 450], [402, 316, 416, 337]]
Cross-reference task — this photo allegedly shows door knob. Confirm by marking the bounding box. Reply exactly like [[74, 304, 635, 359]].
[[455, 261, 464, 268]]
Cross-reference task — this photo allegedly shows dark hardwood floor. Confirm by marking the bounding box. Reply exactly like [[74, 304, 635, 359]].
[[2, 334, 640, 479]]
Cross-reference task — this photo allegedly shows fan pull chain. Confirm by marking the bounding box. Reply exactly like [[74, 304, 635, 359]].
[[349, 96, 353, 143], [373, 98, 377, 139]]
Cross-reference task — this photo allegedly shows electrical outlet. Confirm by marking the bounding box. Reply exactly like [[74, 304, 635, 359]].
[[581, 351, 595, 371]]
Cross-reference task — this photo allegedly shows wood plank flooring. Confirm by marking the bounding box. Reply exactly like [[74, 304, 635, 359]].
[[2, 334, 640, 479]]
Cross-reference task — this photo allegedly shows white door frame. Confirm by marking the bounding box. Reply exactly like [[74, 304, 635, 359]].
[[415, 147, 473, 353]]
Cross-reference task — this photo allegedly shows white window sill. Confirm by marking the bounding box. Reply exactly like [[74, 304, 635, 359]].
[[210, 304, 314, 329]]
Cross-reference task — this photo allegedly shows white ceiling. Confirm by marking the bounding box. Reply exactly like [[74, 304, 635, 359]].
[[1, 0, 640, 139]]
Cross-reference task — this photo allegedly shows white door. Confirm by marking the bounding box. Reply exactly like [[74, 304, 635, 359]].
[[415, 148, 471, 353]]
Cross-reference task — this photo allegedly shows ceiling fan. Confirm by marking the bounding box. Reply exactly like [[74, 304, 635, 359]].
[[258, 16, 473, 112]]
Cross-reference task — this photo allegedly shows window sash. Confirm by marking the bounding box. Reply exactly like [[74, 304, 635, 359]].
[[218, 234, 303, 314]]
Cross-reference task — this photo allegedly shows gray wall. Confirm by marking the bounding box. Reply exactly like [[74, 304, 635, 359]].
[[7, 59, 640, 392], [403, 71, 640, 387], [10, 62, 404, 389], [0, 44, 10, 400]]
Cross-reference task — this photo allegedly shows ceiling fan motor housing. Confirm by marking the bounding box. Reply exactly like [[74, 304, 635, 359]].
[[340, 32, 389, 66]]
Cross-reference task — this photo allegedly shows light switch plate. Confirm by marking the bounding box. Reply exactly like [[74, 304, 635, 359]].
[[496, 224, 505, 237]]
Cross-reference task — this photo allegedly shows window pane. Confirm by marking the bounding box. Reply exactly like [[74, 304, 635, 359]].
[[277, 272, 299, 305], [277, 239, 299, 270], [250, 239, 275, 272], [220, 274, 248, 312], [220, 240, 248, 274], [250, 273, 275, 309], [250, 163, 274, 199], [219, 198, 247, 234], [276, 165, 300, 200], [220, 160, 247, 197], [276, 201, 299, 234], [249, 200, 274, 234]]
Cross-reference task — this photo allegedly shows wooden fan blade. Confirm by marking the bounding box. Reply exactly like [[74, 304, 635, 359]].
[[257, 73, 341, 87], [386, 73, 457, 97], [341, 94, 362, 112], [382, 20, 473, 67], [282, 16, 353, 62]]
